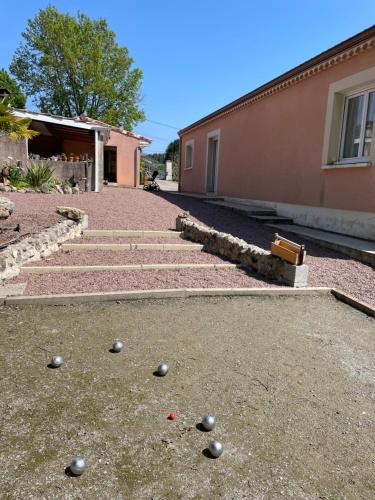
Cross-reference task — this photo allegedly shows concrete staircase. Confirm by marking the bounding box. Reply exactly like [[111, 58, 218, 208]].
[[204, 199, 294, 224], [203, 199, 374, 265], [265, 223, 375, 266]]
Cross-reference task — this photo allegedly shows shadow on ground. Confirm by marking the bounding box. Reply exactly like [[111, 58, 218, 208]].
[[153, 191, 369, 265]]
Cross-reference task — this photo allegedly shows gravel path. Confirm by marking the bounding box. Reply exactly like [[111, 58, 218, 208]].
[[22, 250, 227, 267], [3, 188, 374, 305], [11, 268, 271, 295]]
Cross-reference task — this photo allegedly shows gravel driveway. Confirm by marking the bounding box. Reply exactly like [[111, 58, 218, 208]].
[[3, 188, 374, 305]]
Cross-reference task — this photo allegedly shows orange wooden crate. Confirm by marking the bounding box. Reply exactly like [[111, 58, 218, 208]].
[[271, 238, 306, 265]]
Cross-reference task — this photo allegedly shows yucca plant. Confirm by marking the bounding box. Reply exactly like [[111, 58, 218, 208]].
[[26, 161, 55, 188], [0, 96, 39, 140]]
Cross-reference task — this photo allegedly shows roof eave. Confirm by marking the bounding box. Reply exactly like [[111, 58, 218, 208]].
[[12, 109, 110, 132]]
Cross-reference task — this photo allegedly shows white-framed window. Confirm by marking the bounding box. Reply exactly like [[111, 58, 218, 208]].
[[185, 140, 194, 169], [339, 86, 375, 163], [321, 67, 375, 169]]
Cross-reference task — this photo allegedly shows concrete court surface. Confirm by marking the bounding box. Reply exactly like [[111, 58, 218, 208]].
[[0, 294, 374, 499]]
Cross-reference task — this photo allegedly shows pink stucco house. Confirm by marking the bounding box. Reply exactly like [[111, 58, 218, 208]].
[[81, 116, 151, 187], [179, 26, 375, 240]]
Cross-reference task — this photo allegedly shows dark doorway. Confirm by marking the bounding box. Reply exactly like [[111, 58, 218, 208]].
[[104, 146, 117, 183], [206, 136, 218, 192]]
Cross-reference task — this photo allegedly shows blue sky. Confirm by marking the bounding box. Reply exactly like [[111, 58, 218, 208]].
[[1, 1, 375, 153]]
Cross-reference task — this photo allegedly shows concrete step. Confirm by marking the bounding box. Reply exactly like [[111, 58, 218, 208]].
[[266, 223, 375, 266], [83, 230, 182, 238], [167, 192, 225, 201], [248, 215, 294, 224], [204, 200, 276, 216], [21, 263, 237, 274], [62, 243, 204, 252]]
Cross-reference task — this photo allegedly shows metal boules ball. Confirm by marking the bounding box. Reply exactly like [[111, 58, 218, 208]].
[[157, 363, 169, 376], [202, 415, 216, 431], [70, 456, 86, 476], [208, 440, 224, 458], [50, 355, 63, 368], [112, 339, 124, 353]]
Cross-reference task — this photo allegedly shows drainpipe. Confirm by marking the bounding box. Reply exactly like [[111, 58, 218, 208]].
[[94, 130, 99, 192]]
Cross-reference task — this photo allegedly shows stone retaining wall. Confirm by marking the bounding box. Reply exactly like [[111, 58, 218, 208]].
[[50, 160, 92, 191], [177, 214, 308, 287], [0, 214, 88, 281]]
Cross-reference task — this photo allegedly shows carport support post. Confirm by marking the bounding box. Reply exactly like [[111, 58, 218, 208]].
[[94, 130, 99, 192]]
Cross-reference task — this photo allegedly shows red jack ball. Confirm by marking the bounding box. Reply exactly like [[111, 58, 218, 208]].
[[168, 412, 177, 420]]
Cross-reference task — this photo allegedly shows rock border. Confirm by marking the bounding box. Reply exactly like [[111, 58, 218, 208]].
[[176, 213, 308, 287], [0, 183, 81, 194], [0, 211, 88, 281]]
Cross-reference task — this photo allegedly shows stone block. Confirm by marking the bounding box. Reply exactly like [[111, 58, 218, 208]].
[[56, 206, 85, 221]]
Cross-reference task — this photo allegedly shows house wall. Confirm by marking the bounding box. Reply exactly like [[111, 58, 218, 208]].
[[180, 46, 375, 237], [0, 135, 28, 167], [49, 160, 87, 187], [107, 131, 140, 187], [62, 139, 94, 158]]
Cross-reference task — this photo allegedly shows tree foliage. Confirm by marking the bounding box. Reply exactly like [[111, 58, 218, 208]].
[[10, 5, 145, 130], [165, 139, 180, 181], [0, 69, 26, 108], [142, 152, 165, 164], [165, 139, 179, 165], [0, 96, 39, 140]]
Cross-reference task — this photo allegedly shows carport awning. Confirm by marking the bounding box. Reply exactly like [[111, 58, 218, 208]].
[[30, 120, 94, 143], [12, 109, 110, 141], [12, 109, 110, 193]]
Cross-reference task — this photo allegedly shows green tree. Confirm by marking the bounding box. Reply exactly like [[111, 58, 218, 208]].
[[0, 69, 26, 108], [165, 139, 179, 165], [0, 96, 38, 140], [165, 139, 180, 181], [10, 5, 145, 130]]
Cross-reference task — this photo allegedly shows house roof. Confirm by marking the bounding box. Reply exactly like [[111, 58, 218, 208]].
[[12, 108, 110, 133], [78, 115, 151, 144], [11, 108, 151, 145], [179, 25, 375, 136]]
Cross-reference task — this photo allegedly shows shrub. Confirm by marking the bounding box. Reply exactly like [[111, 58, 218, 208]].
[[7, 165, 24, 185], [51, 176, 63, 186], [4, 164, 28, 189], [26, 161, 54, 188]]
